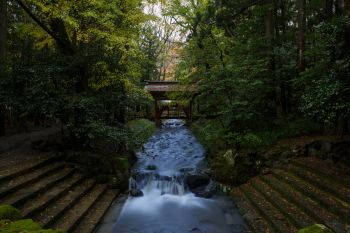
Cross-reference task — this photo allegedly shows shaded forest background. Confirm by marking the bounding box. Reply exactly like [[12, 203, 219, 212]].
[[0, 0, 349, 153]]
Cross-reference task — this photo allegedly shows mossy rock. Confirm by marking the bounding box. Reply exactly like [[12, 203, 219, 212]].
[[146, 165, 157, 170], [0, 205, 22, 221], [0, 219, 41, 232], [298, 224, 334, 233]]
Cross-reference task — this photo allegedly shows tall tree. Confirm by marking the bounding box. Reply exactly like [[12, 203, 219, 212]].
[[0, 0, 7, 136], [297, 0, 306, 72]]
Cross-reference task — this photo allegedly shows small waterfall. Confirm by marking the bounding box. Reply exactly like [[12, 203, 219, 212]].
[[113, 119, 247, 233], [144, 178, 185, 196], [131, 173, 186, 196]]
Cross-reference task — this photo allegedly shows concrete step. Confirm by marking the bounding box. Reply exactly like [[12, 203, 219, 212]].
[[73, 189, 119, 233], [267, 172, 347, 233], [0, 155, 57, 183], [0, 162, 65, 199], [34, 179, 96, 228], [230, 188, 274, 233], [286, 164, 350, 204], [292, 158, 350, 187], [20, 173, 84, 218], [0, 155, 118, 233], [241, 184, 298, 233], [53, 184, 107, 232], [275, 169, 350, 225], [252, 177, 313, 229], [0, 167, 74, 207]]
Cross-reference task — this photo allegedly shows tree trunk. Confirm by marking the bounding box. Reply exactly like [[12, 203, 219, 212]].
[[337, 0, 350, 15], [0, 0, 7, 136], [325, 0, 334, 19], [297, 0, 306, 72], [265, 3, 279, 117]]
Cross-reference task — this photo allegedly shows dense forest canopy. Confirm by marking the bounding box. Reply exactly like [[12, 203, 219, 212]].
[[166, 0, 350, 148], [0, 0, 349, 151]]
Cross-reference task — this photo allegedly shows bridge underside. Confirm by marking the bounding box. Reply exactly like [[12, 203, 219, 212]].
[[144, 81, 196, 125]]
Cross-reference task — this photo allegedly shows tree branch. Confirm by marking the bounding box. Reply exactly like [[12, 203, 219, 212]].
[[232, 0, 269, 19], [13, 0, 73, 53]]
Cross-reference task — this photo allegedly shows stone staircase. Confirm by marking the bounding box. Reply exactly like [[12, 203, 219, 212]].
[[0, 155, 119, 233], [230, 157, 350, 233]]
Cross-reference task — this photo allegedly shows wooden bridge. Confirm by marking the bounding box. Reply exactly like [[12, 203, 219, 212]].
[[144, 81, 197, 125]]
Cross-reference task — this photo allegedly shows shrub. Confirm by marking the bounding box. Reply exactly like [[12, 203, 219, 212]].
[[127, 119, 156, 148]]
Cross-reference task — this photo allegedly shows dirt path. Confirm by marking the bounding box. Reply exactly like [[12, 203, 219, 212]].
[[0, 126, 60, 169]]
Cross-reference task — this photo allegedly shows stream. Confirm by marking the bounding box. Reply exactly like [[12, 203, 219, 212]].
[[111, 119, 247, 233]]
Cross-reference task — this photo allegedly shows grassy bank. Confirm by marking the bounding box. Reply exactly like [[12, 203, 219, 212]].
[[127, 118, 157, 149]]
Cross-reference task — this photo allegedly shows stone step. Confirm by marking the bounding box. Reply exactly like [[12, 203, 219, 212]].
[[266, 173, 347, 233], [34, 179, 96, 228], [0, 162, 65, 199], [241, 184, 298, 233], [275, 169, 350, 225], [53, 184, 107, 233], [0, 167, 74, 208], [292, 158, 350, 187], [20, 173, 84, 218], [230, 188, 273, 233], [252, 177, 314, 229], [73, 189, 119, 233], [286, 165, 350, 204], [0, 155, 57, 183]]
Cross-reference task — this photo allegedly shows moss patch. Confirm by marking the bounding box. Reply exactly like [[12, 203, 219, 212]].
[[298, 224, 333, 233], [0, 205, 22, 221], [146, 165, 157, 170], [0, 219, 65, 233], [127, 119, 156, 147], [0, 219, 41, 232]]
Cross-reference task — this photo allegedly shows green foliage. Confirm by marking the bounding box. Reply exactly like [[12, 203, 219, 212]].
[[2, 0, 154, 150], [298, 16, 350, 127], [192, 118, 319, 150], [126, 119, 157, 147], [0, 219, 65, 233], [0, 205, 22, 221], [0, 206, 63, 233], [190, 119, 227, 150], [0, 219, 41, 233], [170, 0, 349, 152]]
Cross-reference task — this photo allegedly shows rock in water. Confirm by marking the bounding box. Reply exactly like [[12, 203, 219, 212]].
[[129, 189, 143, 197], [192, 180, 219, 198], [185, 174, 210, 190]]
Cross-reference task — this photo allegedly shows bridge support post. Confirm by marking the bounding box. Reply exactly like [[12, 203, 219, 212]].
[[154, 100, 161, 126]]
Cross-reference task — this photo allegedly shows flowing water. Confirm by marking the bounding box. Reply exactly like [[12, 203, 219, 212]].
[[113, 119, 247, 233]]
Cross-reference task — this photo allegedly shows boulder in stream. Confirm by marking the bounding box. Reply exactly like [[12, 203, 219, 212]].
[[129, 189, 144, 197], [191, 180, 219, 198], [185, 174, 210, 190]]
